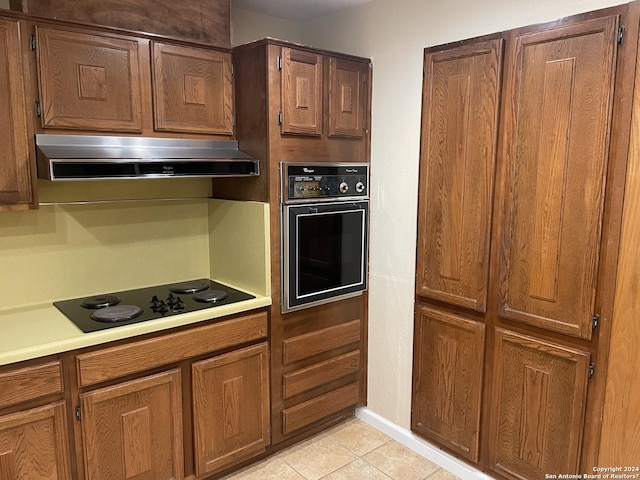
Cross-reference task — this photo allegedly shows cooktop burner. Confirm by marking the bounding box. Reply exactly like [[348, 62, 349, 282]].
[[81, 295, 121, 309], [168, 279, 210, 294], [54, 279, 255, 333], [91, 305, 143, 323], [193, 289, 228, 303]]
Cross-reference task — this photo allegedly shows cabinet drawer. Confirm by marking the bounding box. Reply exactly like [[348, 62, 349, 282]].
[[282, 382, 360, 435], [77, 312, 267, 386], [283, 350, 360, 399], [0, 361, 63, 409], [283, 320, 360, 365]]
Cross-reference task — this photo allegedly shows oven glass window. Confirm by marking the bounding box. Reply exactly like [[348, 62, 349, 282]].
[[297, 209, 365, 297]]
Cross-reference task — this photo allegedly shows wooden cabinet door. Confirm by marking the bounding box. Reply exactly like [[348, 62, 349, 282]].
[[152, 42, 233, 135], [412, 305, 485, 462], [490, 329, 590, 479], [36, 26, 143, 132], [192, 342, 270, 476], [80, 369, 183, 480], [416, 38, 503, 312], [0, 19, 33, 209], [281, 47, 323, 136], [497, 16, 619, 339], [328, 57, 367, 138], [0, 402, 71, 480]]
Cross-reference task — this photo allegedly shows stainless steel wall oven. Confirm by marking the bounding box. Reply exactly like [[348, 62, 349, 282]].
[[281, 163, 369, 313]]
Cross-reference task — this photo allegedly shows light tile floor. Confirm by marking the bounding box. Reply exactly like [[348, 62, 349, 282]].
[[223, 418, 462, 480]]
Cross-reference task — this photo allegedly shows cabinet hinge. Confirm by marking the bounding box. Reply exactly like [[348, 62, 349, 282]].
[[277, 111, 283, 125], [277, 56, 283, 71], [588, 364, 596, 379], [30, 35, 36, 51], [618, 25, 626, 45], [231, 64, 234, 76], [34, 101, 41, 118], [75, 405, 82, 421], [592, 313, 600, 331]]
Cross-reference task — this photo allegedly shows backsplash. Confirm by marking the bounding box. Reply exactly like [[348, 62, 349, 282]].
[[0, 199, 211, 309]]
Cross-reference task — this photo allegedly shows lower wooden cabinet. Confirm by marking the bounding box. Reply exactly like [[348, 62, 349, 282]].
[[80, 369, 184, 480], [0, 401, 72, 480], [489, 329, 590, 480], [192, 342, 270, 476], [411, 304, 485, 462]]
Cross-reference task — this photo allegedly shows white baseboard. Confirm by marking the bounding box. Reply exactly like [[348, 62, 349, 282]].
[[356, 407, 493, 480]]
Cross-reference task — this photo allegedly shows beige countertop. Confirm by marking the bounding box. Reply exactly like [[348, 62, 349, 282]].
[[0, 292, 271, 366]]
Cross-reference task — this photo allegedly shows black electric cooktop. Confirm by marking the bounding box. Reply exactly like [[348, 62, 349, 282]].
[[54, 279, 255, 333]]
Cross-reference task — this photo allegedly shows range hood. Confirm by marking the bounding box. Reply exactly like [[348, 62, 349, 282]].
[[35, 134, 260, 181]]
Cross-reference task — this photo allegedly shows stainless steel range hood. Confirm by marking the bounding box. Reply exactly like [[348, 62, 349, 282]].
[[35, 134, 260, 181]]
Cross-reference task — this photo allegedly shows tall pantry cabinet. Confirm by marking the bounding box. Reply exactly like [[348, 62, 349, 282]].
[[412, 4, 639, 479]]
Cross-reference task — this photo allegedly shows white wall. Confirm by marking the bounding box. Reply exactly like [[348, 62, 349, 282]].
[[233, 0, 629, 431], [233, 8, 307, 45]]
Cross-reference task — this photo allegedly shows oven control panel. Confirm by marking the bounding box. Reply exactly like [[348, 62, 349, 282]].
[[282, 163, 369, 202]]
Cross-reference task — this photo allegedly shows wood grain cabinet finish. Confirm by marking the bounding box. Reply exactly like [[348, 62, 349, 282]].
[[10, 0, 231, 48], [281, 47, 323, 136], [0, 401, 72, 480], [328, 57, 367, 138], [192, 343, 270, 477], [0, 360, 62, 409], [416, 38, 503, 313], [36, 26, 143, 132], [412, 305, 485, 462], [152, 42, 233, 135], [80, 369, 184, 480], [0, 18, 33, 209], [489, 329, 590, 480], [281, 48, 370, 139], [497, 15, 619, 340]]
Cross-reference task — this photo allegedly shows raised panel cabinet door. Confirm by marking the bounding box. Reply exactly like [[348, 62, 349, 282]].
[[328, 57, 367, 138], [0, 401, 71, 480], [416, 38, 503, 312], [152, 42, 233, 135], [80, 369, 184, 480], [489, 329, 590, 479], [36, 26, 143, 132], [192, 342, 270, 476], [281, 47, 323, 136], [411, 305, 485, 462], [497, 16, 619, 339], [0, 19, 32, 208]]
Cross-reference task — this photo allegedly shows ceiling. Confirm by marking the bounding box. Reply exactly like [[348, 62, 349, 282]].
[[233, 0, 375, 22]]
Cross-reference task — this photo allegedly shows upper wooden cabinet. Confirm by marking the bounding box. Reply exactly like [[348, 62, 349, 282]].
[[489, 329, 590, 479], [31, 23, 235, 137], [497, 16, 619, 340], [281, 47, 323, 136], [152, 42, 233, 135], [328, 57, 368, 138], [36, 26, 144, 132], [281, 46, 369, 139], [415, 37, 503, 313], [0, 18, 34, 210]]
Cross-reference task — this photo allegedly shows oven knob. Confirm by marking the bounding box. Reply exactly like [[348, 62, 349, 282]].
[[339, 181, 349, 194], [355, 181, 365, 194]]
